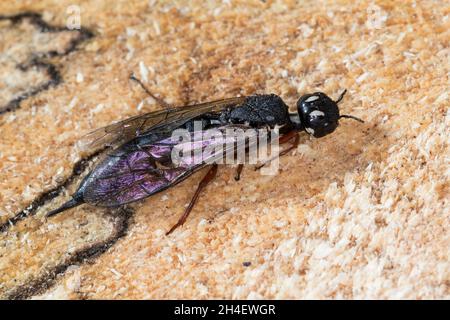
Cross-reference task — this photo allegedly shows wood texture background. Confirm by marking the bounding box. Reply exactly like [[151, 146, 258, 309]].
[[0, 0, 448, 299]]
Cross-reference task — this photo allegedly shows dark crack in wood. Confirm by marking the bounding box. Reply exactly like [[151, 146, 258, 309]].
[[0, 11, 94, 114]]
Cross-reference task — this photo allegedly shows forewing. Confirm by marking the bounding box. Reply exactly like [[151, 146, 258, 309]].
[[82, 124, 256, 207], [82, 135, 197, 206], [78, 96, 247, 152]]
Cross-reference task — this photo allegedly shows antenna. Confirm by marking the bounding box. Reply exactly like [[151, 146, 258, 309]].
[[339, 114, 364, 123], [335, 89, 347, 104], [335, 89, 364, 123]]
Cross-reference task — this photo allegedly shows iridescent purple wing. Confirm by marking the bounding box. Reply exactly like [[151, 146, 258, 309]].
[[81, 125, 257, 207], [78, 97, 247, 152], [82, 135, 196, 206]]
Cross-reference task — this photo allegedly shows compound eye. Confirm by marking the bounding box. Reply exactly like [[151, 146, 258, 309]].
[[309, 110, 325, 119], [308, 110, 327, 127]]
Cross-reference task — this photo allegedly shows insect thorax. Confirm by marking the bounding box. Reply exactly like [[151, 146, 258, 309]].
[[226, 94, 292, 128]]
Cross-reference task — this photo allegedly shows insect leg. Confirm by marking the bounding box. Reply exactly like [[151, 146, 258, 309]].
[[234, 164, 244, 181], [277, 131, 300, 157], [129, 74, 173, 109], [255, 130, 299, 170], [166, 164, 218, 235]]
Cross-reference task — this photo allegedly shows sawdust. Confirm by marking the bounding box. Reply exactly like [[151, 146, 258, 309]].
[[0, 0, 448, 299]]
